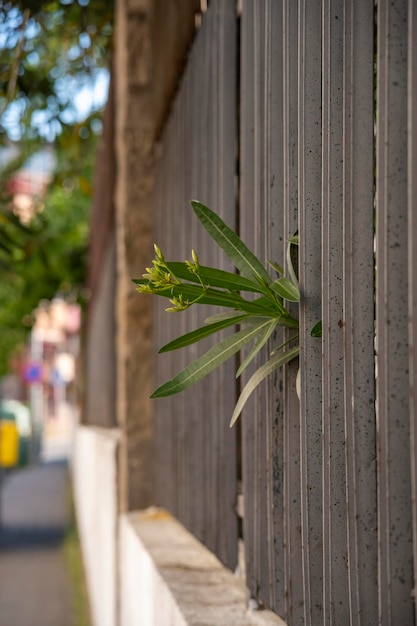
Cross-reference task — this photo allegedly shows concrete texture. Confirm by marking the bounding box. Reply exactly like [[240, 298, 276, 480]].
[[119, 509, 287, 626], [72, 424, 286, 625], [0, 460, 75, 626]]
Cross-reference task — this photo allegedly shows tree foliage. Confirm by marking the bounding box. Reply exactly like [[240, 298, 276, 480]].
[[0, 0, 114, 375], [1, 0, 113, 140]]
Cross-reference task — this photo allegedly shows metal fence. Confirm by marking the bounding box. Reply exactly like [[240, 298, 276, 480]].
[[153, 0, 239, 570], [152, 1, 416, 624]]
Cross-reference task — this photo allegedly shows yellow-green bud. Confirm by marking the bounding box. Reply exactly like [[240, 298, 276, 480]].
[[153, 244, 165, 262]]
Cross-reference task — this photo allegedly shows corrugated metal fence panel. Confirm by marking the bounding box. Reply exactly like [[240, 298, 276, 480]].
[[297, 1, 324, 624], [321, 1, 377, 624], [153, 0, 239, 570], [321, 1, 348, 620], [409, 2, 417, 625], [376, 0, 414, 623], [282, 2, 304, 624], [321, 0, 348, 621], [152, 0, 417, 622], [241, 1, 377, 623], [240, 0, 287, 616]]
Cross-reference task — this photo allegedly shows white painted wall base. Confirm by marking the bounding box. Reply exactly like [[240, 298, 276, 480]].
[[72, 425, 120, 626], [119, 509, 286, 626], [72, 425, 286, 626]]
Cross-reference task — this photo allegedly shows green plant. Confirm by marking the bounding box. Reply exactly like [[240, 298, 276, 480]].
[[134, 201, 321, 426]]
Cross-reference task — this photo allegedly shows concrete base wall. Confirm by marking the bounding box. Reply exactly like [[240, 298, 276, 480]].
[[119, 510, 287, 626], [73, 425, 285, 626], [72, 425, 120, 626]]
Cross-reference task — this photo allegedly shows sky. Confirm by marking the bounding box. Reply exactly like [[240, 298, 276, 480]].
[[2, 69, 109, 142], [0, 2, 111, 142]]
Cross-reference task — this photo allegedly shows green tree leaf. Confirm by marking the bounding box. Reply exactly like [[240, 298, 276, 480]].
[[159, 313, 250, 352], [286, 235, 299, 289], [165, 261, 263, 293], [151, 320, 275, 398], [230, 345, 300, 427], [236, 318, 279, 378], [310, 320, 322, 338], [191, 201, 272, 288], [267, 260, 285, 275], [270, 277, 300, 302], [204, 311, 251, 324], [134, 281, 280, 316]]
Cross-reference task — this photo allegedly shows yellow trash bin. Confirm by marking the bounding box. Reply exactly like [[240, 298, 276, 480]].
[[0, 419, 19, 468]]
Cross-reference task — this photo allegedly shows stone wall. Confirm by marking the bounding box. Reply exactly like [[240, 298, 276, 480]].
[[72, 426, 120, 626]]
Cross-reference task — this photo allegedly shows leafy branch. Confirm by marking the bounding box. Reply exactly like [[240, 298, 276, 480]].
[[134, 201, 320, 425]]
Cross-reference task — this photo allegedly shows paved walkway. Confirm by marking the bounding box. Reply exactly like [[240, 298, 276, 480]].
[[0, 411, 77, 626]]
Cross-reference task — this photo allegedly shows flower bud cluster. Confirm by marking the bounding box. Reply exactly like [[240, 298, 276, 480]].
[[137, 245, 207, 313]]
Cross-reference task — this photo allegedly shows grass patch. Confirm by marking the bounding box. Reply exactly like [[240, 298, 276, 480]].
[[64, 481, 91, 626]]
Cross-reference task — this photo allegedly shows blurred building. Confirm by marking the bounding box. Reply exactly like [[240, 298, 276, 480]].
[[0, 143, 56, 222]]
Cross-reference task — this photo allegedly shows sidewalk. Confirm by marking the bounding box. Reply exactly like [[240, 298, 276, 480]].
[[0, 409, 78, 626]]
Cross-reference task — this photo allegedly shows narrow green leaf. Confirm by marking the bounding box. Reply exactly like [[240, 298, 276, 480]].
[[151, 320, 274, 398], [310, 320, 322, 338], [236, 319, 278, 378], [270, 334, 299, 355], [191, 201, 272, 287], [159, 313, 250, 352], [204, 312, 272, 324], [165, 262, 263, 293], [230, 345, 300, 427], [286, 236, 299, 289], [270, 277, 300, 302], [243, 295, 296, 321], [267, 260, 285, 275], [135, 281, 280, 315], [134, 281, 243, 308], [204, 311, 248, 324], [288, 234, 299, 245]]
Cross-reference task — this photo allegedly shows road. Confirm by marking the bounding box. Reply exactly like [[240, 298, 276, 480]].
[[0, 407, 78, 626]]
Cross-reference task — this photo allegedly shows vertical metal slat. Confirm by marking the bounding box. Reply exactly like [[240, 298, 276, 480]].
[[298, 1, 323, 623], [376, 0, 413, 623], [264, 0, 286, 613], [408, 0, 417, 622], [282, 1, 304, 623], [153, 0, 238, 571], [343, 1, 378, 624], [322, 1, 349, 622]]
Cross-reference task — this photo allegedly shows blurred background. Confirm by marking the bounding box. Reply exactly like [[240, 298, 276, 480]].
[[0, 0, 113, 456], [0, 2, 113, 624]]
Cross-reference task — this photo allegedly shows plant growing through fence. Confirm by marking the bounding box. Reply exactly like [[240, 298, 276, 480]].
[[133, 201, 321, 425]]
